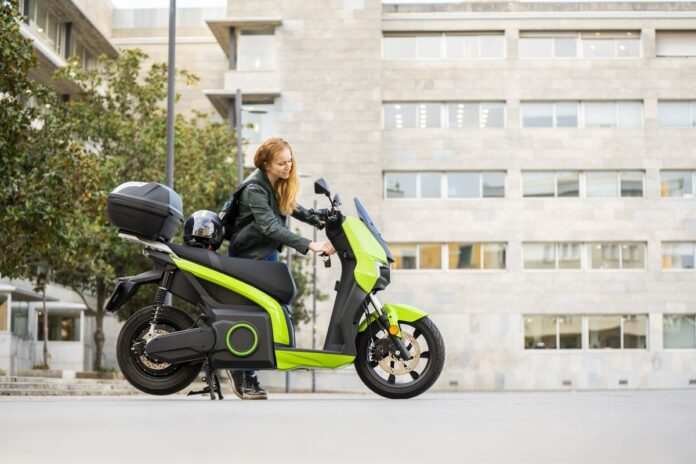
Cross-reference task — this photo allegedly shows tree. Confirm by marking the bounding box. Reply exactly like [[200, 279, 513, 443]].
[[0, 1, 101, 367]]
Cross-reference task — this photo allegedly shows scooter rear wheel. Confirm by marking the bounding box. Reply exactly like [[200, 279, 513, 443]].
[[117, 305, 203, 395], [355, 316, 445, 399]]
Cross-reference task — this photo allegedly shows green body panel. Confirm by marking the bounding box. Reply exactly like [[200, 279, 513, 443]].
[[170, 256, 290, 345], [226, 323, 258, 357], [358, 303, 428, 333], [275, 350, 355, 371], [341, 216, 388, 293]]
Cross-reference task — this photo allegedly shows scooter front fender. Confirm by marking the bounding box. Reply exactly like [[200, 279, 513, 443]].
[[358, 303, 428, 333]]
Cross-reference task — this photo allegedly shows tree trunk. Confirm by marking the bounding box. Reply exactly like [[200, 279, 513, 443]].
[[93, 278, 106, 371], [42, 283, 50, 369]]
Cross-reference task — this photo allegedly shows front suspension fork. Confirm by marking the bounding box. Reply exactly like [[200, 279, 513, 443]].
[[367, 294, 412, 362]]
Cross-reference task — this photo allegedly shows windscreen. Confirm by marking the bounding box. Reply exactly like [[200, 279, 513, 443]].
[[354, 197, 394, 263]]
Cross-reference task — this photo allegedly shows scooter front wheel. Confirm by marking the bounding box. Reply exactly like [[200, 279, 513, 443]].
[[355, 316, 445, 399]]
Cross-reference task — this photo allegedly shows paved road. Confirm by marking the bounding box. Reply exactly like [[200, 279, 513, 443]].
[[1, 390, 695, 464]]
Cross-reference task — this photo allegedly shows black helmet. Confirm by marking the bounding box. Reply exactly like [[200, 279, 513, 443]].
[[183, 210, 224, 250]]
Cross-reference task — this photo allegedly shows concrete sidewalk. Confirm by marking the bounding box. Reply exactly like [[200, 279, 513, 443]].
[[1, 390, 695, 464]]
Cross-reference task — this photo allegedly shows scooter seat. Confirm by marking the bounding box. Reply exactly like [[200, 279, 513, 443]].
[[168, 243, 297, 305]]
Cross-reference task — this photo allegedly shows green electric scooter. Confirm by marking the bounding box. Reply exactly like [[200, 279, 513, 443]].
[[106, 178, 445, 399]]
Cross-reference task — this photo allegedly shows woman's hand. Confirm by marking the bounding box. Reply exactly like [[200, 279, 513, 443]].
[[309, 241, 335, 255]]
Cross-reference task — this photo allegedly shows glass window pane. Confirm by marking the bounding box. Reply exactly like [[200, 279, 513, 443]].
[[583, 39, 615, 58], [480, 102, 505, 128], [481, 172, 505, 197], [447, 172, 479, 198], [385, 172, 417, 198], [35, 2, 47, 35], [461, 35, 479, 58], [524, 315, 557, 349], [557, 171, 579, 197], [420, 172, 441, 198], [11, 305, 28, 337], [664, 314, 696, 349], [662, 243, 695, 269], [590, 243, 620, 269], [617, 102, 642, 128], [623, 315, 647, 349], [555, 37, 577, 58], [616, 39, 640, 57], [46, 12, 58, 49], [390, 243, 417, 270], [555, 103, 578, 127], [384, 36, 416, 59], [482, 243, 506, 270], [658, 101, 691, 128], [445, 35, 464, 59], [416, 36, 441, 59], [417, 103, 441, 128], [523, 243, 556, 269], [558, 315, 582, 348], [622, 243, 645, 269], [38, 313, 80, 342], [449, 103, 479, 128], [584, 102, 617, 128], [242, 104, 275, 143], [692, 102, 696, 128], [384, 103, 417, 130], [238, 33, 276, 70], [419, 244, 442, 269], [519, 38, 553, 58], [589, 316, 621, 349], [660, 171, 693, 197], [558, 243, 582, 269], [522, 103, 554, 127], [448, 243, 481, 269], [480, 35, 504, 58], [586, 171, 618, 197], [620, 171, 643, 197], [522, 172, 555, 197]]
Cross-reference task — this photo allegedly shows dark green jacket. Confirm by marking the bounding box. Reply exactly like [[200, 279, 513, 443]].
[[228, 169, 321, 259]]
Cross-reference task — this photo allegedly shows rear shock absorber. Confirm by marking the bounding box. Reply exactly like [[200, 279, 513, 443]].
[[148, 271, 173, 337]]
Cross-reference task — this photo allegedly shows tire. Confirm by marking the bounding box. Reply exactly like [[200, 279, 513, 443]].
[[117, 306, 203, 396], [355, 316, 445, 399]]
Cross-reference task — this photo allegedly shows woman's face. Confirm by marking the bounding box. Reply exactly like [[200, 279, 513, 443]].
[[265, 147, 293, 180]]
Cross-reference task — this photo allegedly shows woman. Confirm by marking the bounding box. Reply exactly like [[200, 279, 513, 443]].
[[228, 137, 335, 400]]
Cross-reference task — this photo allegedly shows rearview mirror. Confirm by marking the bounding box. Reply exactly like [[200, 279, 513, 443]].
[[314, 178, 331, 196]]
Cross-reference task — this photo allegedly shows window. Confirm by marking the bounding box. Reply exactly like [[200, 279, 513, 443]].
[[656, 31, 696, 57], [37, 312, 81, 342], [238, 28, 276, 71], [445, 33, 505, 59], [448, 243, 506, 270], [385, 171, 505, 199], [660, 171, 694, 197], [589, 243, 645, 270], [11, 305, 28, 337], [662, 242, 695, 269], [242, 103, 276, 144], [384, 172, 417, 198], [658, 101, 696, 128], [523, 171, 643, 198], [389, 243, 441, 270], [25, 0, 66, 56], [664, 314, 696, 349], [523, 243, 581, 270], [581, 31, 640, 58], [520, 31, 639, 59], [384, 32, 505, 60], [524, 315, 582, 349], [0, 295, 7, 332], [526, 314, 646, 350], [383, 103, 441, 129], [522, 101, 642, 128], [448, 102, 505, 128]]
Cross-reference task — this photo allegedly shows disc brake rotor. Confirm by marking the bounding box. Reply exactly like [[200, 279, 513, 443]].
[[377, 332, 421, 375], [138, 328, 172, 371]]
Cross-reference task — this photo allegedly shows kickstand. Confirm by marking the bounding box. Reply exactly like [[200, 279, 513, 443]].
[[187, 359, 224, 400]]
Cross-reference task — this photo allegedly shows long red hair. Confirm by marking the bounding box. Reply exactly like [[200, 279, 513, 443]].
[[253, 138, 299, 215]]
